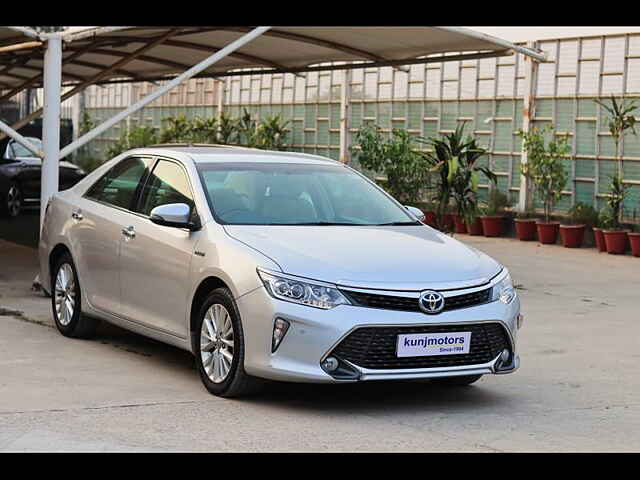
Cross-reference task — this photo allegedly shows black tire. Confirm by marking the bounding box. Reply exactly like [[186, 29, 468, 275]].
[[51, 252, 99, 339], [194, 288, 264, 398], [432, 374, 483, 386], [1, 182, 22, 218]]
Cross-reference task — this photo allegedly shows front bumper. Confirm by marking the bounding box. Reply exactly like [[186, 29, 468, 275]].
[[237, 285, 521, 384]]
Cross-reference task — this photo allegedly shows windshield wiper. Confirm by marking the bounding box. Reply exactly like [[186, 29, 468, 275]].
[[373, 221, 422, 226], [285, 221, 358, 226]]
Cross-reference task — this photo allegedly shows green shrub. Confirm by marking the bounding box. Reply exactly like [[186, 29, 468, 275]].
[[350, 124, 431, 204], [107, 125, 159, 158], [565, 202, 599, 227]]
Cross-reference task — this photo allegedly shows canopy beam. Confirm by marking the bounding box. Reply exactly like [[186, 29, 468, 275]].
[[59, 26, 272, 159], [0, 29, 180, 141]]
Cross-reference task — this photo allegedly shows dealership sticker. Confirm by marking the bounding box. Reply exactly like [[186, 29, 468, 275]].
[[396, 331, 471, 357]]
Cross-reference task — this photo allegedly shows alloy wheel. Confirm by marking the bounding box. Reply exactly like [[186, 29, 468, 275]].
[[200, 303, 235, 383], [6, 185, 21, 217], [54, 263, 76, 326]]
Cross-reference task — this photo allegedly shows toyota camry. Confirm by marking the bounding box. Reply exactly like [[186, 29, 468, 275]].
[[39, 145, 522, 397]]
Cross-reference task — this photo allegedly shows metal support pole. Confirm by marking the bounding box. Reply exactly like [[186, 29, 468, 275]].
[[59, 26, 271, 159], [518, 41, 538, 213], [41, 34, 62, 232], [339, 69, 352, 164]]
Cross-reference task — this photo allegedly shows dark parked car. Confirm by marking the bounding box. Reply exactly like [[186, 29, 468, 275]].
[[0, 137, 86, 217]]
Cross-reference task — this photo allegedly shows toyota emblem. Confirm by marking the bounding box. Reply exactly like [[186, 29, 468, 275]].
[[419, 290, 445, 314]]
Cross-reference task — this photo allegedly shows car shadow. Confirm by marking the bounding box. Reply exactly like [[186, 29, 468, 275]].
[[92, 321, 513, 414]]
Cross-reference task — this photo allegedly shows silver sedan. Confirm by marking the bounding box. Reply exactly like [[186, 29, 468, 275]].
[[39, 145, 522, 397]]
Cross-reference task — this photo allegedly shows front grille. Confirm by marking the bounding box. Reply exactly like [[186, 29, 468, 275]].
[[341, 287, 492, 313], [330, 323, 510, 370]]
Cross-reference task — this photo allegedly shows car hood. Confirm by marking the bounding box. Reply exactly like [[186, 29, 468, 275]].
[[223, 225, 502, 290]]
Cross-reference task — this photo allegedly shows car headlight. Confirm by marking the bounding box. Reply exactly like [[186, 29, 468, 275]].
[[257, 269, 351, 310], [491, 269, 516, 304]]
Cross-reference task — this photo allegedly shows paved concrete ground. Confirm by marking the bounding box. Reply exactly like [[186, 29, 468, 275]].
[[0, 235, 639, 452]]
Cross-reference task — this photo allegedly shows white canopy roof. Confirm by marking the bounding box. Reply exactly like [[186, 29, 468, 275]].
[[0, 26, 546, 90]]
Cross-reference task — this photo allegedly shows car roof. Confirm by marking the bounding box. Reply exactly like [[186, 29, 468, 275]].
[[129, 144, 342, 166]]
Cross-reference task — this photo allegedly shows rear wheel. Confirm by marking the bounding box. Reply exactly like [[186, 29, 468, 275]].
[[195, 288, 264, 397], [51, 252, 98, 338], [432, 374, 483, 386]]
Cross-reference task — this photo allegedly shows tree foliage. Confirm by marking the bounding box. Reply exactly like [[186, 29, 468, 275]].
[[350, 124, 431, 204], [518, 125, 570, 223]]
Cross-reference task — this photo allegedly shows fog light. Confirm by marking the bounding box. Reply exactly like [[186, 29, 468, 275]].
[[321, 356, 339, 373], [271, 318, 290, 353], [500, 349, 510, 363]]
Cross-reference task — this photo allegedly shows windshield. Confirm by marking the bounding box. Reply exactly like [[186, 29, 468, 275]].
[[9, 137, 42, 158], [197, 162, 418, 226]]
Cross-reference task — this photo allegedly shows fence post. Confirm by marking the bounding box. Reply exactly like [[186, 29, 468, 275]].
[[217, 78, 225, 121], [518, 41, 538, 213], [339, 68, 352, 164]]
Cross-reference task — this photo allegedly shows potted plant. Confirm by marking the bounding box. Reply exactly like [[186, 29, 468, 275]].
[[417, 200, 438, 227], [480, 187, 511, 237], [592, 208, 608, 252], [601, 174, 630, 254], [418, 123, 496, 236], [629, 225, 640, 257], [518, 125, 570, 245], [559, 202, 599, 248], [514, 210, 537, 241]]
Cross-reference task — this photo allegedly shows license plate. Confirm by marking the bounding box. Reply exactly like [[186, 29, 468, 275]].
[[396, 331, 472, 357]]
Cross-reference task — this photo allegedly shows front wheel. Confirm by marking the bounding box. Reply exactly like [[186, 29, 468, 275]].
[[432, 374, 483, 386], [2, 182, 22, 218], [195, 288, 264, 398], [51, 252, 98, 338]]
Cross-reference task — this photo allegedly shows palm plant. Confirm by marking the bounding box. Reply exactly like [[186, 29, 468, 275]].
[[237, 108, 259, 147], [255, 114, 291, 150], [159, 114, 193, 143], [217, 112, 239, 145], [594, 95, 637, 174], [602, 174, 630, 230], [107, 125, 158, 158], [418, 123, 496, 229], [189, 117, 218, 143]]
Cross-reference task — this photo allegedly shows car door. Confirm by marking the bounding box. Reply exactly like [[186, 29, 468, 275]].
[[118, 157, 199, 338], [71, 156, 153, 315]]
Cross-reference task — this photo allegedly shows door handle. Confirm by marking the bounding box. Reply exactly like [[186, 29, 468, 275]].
[[71, 209, 83, 221], [121, 226, 136, 239]]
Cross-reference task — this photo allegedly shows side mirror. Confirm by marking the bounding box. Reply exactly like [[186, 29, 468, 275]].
[[405, 205, 426, 222], [150, 203, 201, 231]]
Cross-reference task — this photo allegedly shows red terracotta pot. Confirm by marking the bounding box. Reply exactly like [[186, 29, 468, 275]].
[[423, 211, 437, 228], [603, 230, 629, 255], [480, 216, 503, 237], [466, 218, 484, 236], [442, 214, 454, 232], [453, 215, 468, 234], [629, 233, 640, 257], [559, 224, 585, 248], [593, 228, 607, 252], [514, 218, 537, 241], [536, 222, 559, 245]]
